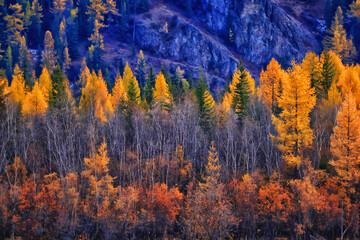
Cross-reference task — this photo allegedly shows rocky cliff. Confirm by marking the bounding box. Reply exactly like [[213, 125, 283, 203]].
[[105, 0, 322, 88]]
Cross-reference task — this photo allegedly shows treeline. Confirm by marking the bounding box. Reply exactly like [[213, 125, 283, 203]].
[[0, 46, 360, 238]]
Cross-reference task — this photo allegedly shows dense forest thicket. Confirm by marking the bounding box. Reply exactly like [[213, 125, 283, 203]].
[[1, 0, 360, 239]]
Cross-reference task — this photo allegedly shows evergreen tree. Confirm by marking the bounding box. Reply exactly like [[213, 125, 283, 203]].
[[87, 20, 105, 72], [144, 66, 155, 108], [195, 69, 215, 132], [49, 66, 71, 109], [5, 46, 13, 80], [135, 50, 148, 90], [29, 0, 42, 47], [231, 61, 251, 121], [320, 51, 336, 97]]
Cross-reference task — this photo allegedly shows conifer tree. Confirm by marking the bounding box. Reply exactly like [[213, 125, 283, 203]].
[[135, 50, 148, 89], [22, 81, 48, 117], [78, 57, 91, 87], [86, 0, 108, 31], [350, 0, 360, 20], [272, 62, 316, 167], [153, 72, 172, 110], [337, 66, 360, 106], [79, 70, 113, 122], [330, 92, 360, 184], [195, 69, 215, 132], [38, 66, 52, 101], [230, 62, 251, 121], [323, 7, 357, 64], [144, 66, 156, 108], [49, 66, 72, 110], [260, 58, 286, 113], [123, 62, 140, 105], [301, 52, 321, 95], [29, 0, 42, 46], [4, 3, 24, 47], [319, 50, 336, 97], [87, 20, 104, 72], [8, 65, 26, 107], [5, 46, 13, 80], [111, 71, 127, 111], [19, 36, 32, 86], [42, 31, 58, 72]]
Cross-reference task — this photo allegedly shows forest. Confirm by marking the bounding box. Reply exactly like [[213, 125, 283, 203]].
[[0, 0, 360, 239]]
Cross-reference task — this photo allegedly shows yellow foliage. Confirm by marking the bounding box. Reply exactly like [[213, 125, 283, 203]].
[[22, 82, 48, 117], [337, 66, 360, 105], [38, 66, 52, 100], [111, 73, 127, 109], [272, 62, 316, 166], [260, 58, 286, 111], [79, 71, 113, 122], [330, 92, 360, 183], [154, 72, 171, 107], [8, 65, 26, 106]]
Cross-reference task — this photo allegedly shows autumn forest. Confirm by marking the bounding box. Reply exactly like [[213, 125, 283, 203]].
[[0, 0, 360, 239]]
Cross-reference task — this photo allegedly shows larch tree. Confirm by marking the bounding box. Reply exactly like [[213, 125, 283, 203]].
[[323, 7, 357, 64], [4, 3, 24, 47], [79, 70, 114, 123], [86, 0, 108, 31], [195, 70, 215, 132], [153, 72, 172, 110], [350, 0, 360, 20], [82, 140, 118, 223], [330, 92, 360, 184], [38, 66, 52, 101], [78, 57, 91, 87], [260, 58, 286, 113], [135, 50, 148, 89], [301, 52, 321, 96], [272, 62, 316, 167], [22, 81, 48, 117], [8, 65, 26, 107], [338, 66, 360, 105], [42, 31, 58, 72], [111, 71, 128, 111]]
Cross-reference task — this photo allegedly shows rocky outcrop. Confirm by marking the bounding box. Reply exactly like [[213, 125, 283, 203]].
[[132, 0, 321, 86]]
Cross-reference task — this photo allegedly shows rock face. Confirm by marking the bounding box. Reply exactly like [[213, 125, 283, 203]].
[[133, 0, 321, 86]]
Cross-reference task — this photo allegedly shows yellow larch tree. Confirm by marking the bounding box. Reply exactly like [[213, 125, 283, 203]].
[[111, 72, 127, 110], [153, 72, 172, 108], [8, 65, 26, 106], [260, 58, 286, 112], [42, 31, 58, 72], [4, 3, 24, 47], [82, 140, 118, 222], [78, 58, 91, 87], [301, 52, 321, 93], [337, 66, 360, 105], [272, 62, 316, 167], [38, 66, 52, 101], [330, 92, 360, 184], [79, 71, 114, 123], [22, 81, 48, 117]]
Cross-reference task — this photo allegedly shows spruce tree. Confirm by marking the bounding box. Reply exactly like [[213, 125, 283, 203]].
[[135, 50, 148, 90], [144, 66, 155, 107], [320, 51, 336, 97], [231, 61, 250, 121]]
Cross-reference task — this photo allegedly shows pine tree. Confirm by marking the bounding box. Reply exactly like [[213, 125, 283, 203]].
[[42, 31, 58, 72], [29, 0, 42, 46], [323, 7, 357, 64], [123, 62, 140, 105], [153, 72, 172, 110], [5, 46, 13, 80], [4, 3, 24, 47], [87, 20, 104, 72], [19, 36, 32, 86], [330, 92, 360, 184], [230, 62, 251, 121], [49, 66, 72, 110], [260, 58, 286, 113], [195, 69, 215, 132], [144, 66, 155, 108], [272, 62, 316, 167], [135, 50, 148, 90], [22, 81, 48, 117], [319, 50, 336, 97]]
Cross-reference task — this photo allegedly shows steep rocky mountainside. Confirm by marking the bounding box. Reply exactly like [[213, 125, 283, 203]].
[[103, 0, 322, 88]]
